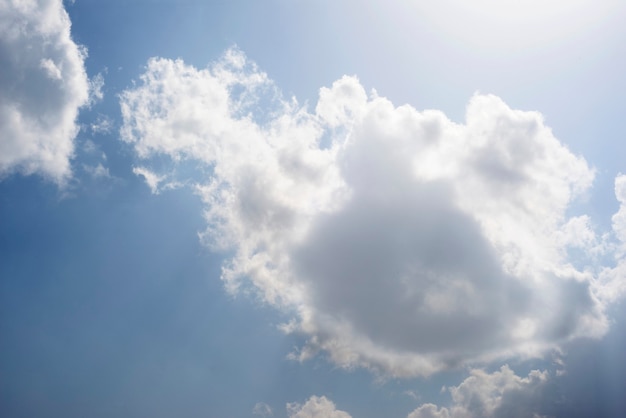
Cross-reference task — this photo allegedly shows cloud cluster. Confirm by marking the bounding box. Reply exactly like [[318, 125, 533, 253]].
[[120, 49, 625, 377], [274, 364, 559, 418], [281, 368, 554, 418], [407, 366, 552, 418], [0, 0, 90, 184], [287, 396, 351, 418]]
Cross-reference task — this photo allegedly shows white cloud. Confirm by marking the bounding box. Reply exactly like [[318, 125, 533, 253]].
[[132, 166, 182, 194], [132, 166, 165, 194], [407, 366, 551, 418], [287, 396, 352, 418], [0, 0, 90, 184], [120, 48, 622, 377]]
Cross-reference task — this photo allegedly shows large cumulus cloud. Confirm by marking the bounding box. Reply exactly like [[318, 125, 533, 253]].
[[0, 0, 90, 184], [120, 48, 624, 377]]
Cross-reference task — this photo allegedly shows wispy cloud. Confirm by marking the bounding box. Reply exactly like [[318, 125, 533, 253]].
[[83, 163, 110, 179], [88, 71, 105, 106], [89, 114, 114, 135], [253, 402, 274, 417]]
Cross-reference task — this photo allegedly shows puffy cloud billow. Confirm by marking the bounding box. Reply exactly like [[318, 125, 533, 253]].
[[287, 396, 352, 418], [407, 365, 552, 418], [0, 0, 90, 184], [120, 48, 626, 377]]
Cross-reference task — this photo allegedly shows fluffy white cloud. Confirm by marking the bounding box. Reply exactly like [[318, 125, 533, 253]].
[[407, 366, 551, 418], [287, 396, 352, 418], [120, 49, 623, 377], [0, 0, 90, 184]]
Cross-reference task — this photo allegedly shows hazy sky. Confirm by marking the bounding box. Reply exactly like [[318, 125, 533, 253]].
[[1, 1, 626, 417]]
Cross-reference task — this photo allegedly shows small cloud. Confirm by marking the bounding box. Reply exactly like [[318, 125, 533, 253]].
[[403, 390, 421, 401], [287, 396, 352, 418], [90, 114, 114, 135], [82, 139, 99, 154], [132, 166, 183, 194], [132, 166, 164, 194], [88, 71, 105, 106], [252, 402, 273, 417], [83, 163, 110, 179], [81, 138, 108, 163]]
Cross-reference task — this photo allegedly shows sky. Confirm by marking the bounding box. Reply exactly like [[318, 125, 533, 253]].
[[1, 0, 626, 417]]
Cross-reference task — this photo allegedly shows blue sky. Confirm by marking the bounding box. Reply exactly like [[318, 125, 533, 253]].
[[1, 1, 626, 417]]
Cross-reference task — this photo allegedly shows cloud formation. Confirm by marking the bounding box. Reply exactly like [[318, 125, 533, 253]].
[[287, 396, 351, 418], [407, 366, 552, 418], [0, 0, 90, 184], [120, 49, 625, 377]]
